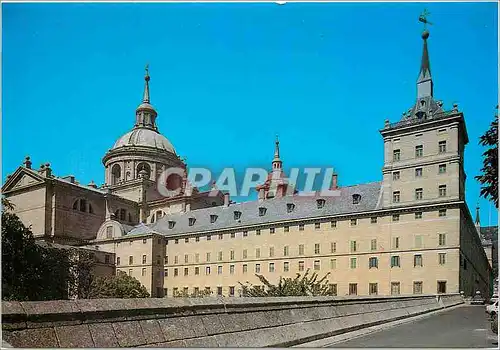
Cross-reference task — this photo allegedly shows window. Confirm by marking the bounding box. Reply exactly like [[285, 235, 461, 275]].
[[256, 248, 261, 258], [299, 244, 304, 255], [259, 207, 267, 216], [298, 261, 305, 271], [331, 242, 337, 253], [141, 268, 146, 276], [393, 237, 400, 249], [439, 185, 447, 197], [391, 282, 401, 295], [142, 238, 147, 244], [142, 255, 147, 264], [210, 214, 218, 223], [206, 252, 211, 262], [393, 171, 400, 181], [415, 188, 423, 200], [255, 229, 260, 236], [439, 164, 447, 174], [439, 253, 446, 265], [283, 261, 290, 272], [415, 145, 423, 158], [195, 267, 200, 275], [415, 235, 423, 248], [287, 203, 295, 213], [129, 256, 133, 265], [243, 231, 248, 237], [243, 249, 247, 259], [315, 223, 321, 230], [195, 254, 199, 263], [439, 209, 447, 217], [195, 236, 200, 242], [106, 226, 113, 239], [369, 283, 378, 295], [437, 281, 447, 294], [299, 224, 304, 231], [350, 219, 357, 226], [350, 257, 357, 269], [414, 254, 423, 267], [105, 255, 110, 264], [218, 234, 223, 240], [230, 250, 235, 260], [168, 221, 175, 229], [79, 199, 87, 212], [350, 241, 357, 252], [371, 239, 377, 251], [371, 217, 377, 224], [175, 239, 179, 244], [415, 168, 423, 177], [193, 287, 199, 295], [392, 214, 400, 222], [329, 284, 338, 296], [438, 233, 446, 246], [314, 260, 321, 271], [438, 141, 447, 153], [393, 191, 400, 203], [230, 232, 235, 238], [391, 256, 400, 267], [174, 255, 179, 264], [255, 264, 261, 273], [164, 269, 168, 277], [205, 287, 211, 295], [229, 286, 235, 297], [188, 217, 196, 226], [242, 264, 248, 273], [413, 281, 423, 294], [207, 235, 211, 241], [352, 194, 361, 204], [184, 267, 188, 276], [284, 226, 289, 233], [174, 268, 179, 277], [218, 251, 223, 261], [205, 266, 211, 275], [217, 266, 222, 275], [393, 149, 401, 161], [314, 243, 320, 254], [330, 259, 337, 269], [117, 257, 120, 265], [269, 247, 275, 257], [283, 246, 289, 256], [234, 211, 241, 220], [217, 287, 223, 296], [128, 269, 133, 276], [349, 283, 358, 296], [269, 263, 275, 272], [415, 212, 422, 219], [185, 237, 189, 243], [369, 257, 378, 268], [331, 221, 337, 228], [316, 199, 325, 209]]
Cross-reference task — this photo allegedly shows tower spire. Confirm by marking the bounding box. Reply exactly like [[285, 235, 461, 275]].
[[135, 64, 158, 130], [475, 204, 481, 226], [274, 134, 280, 160], [272, 135, 282, 172], [143, 64, 151, 103], [417, 10, 433, 98]]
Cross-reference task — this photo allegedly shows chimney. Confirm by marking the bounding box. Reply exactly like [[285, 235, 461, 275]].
[[224, 192, 230, 207], [62, 175, 76, 183], [24, 156, 32, 169], [330, 173, 338, 190], [40, 163, 52, 177], [88, 180, 98, 189]]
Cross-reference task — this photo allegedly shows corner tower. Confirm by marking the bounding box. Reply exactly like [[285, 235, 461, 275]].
[[380, 27, 469, 209]]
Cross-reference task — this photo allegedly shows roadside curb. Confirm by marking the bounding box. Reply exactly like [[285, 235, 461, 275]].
[[293, 303, 466, 348]]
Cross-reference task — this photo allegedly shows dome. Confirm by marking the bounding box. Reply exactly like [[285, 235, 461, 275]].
[[113, 128, 176, 154]]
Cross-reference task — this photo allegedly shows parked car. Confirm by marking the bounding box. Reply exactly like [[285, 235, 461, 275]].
[[486, 300, 498, 316], [471, 291, 486, 305]]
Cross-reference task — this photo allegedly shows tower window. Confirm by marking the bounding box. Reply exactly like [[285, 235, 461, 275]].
[[415, 145, 423, 158], [234, 211, 241, 220], [210, 214, 218, 223], [258, 207, 267, 216], [287, 203, 295, 213], [438, 141, 447, 153], [415, 188, 423, 200], [188, 217, 196, 226], [415, 168, 423, 177], [393, 171, 400, 181], [352, 194, 361, 204], [79, 199, 87, 212], [439, 164, 447, 174], [438, 185, 447, 197], [393, 149, 401, 161], [111, 164, 121, 185], [393, 191, 400, 203]]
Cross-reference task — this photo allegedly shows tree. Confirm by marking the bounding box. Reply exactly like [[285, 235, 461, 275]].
[[87, 271, 150, 298], [476, 110, 498, 208], [173, 288, 213, 298], [238, 269, 336, 297]]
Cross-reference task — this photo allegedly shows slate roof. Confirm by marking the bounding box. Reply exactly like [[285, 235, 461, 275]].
[[127, 181, 383, 237]]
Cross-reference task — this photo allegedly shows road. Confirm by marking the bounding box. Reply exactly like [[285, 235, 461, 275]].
[[328, 305, 498, 348]]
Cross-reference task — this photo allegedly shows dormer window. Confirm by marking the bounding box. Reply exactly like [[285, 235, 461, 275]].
[[259, 207, 267, 216], [188, 217, 196, 226], [352, 194, 361, 204], [287, 203, 295, 213], [168, 220, 176, 229], [234, 211, 241, 220], [210, 214, 218, 223], [316, 199, 325, 209]]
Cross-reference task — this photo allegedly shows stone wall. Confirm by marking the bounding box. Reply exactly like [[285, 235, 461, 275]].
[[2, 294, 463, 348]]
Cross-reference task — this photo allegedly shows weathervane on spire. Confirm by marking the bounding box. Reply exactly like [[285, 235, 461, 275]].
[[145, 63, 149, 75], [419, 9, 433, 29]]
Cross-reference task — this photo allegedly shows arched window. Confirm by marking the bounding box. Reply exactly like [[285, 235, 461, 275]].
[[111, 164, 121, 185], [128, 213, 132, 222], [136, 162, 151, 179], [79, 199, 87, 212], [151, 215, 156, 224], [73, 200, 78, 210], [89, 203, 94, 214], [72, 198, 94, 214], [125, 171, 131, 181]]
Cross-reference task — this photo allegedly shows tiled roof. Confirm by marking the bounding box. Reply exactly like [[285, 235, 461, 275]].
[[127, 182, 383, 237]]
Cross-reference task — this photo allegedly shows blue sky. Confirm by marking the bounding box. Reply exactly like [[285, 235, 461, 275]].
[[2, 2, 498, 224]]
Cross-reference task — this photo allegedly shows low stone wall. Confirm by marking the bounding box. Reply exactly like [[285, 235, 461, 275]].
[[2, 294, 463, 348]]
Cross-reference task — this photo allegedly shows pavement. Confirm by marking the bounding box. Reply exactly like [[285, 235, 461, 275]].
[[325, 305, 498, 348]]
